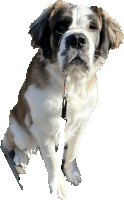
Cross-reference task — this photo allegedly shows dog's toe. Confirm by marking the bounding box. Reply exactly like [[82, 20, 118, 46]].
[[64, 160, 81, 186], [14, 147, 29, 169]]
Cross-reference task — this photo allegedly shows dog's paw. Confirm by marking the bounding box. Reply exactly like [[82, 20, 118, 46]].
[[64, 159, 81, 186], [49, 182, 54, 194], [57, 170, 67, 200], [14, 147, 29, 169], [48, 173, 55, 194]]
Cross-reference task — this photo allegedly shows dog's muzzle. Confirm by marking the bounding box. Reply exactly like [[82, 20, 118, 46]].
[[61, 32, 90, 73]]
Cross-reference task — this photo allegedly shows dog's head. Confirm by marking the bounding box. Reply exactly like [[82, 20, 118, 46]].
[[29, 0, 123, 74]]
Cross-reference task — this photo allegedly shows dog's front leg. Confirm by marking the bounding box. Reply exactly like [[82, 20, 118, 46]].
[[30, 123, 66, 199], [40, 140, 57, 191], [64, 123, 87, 186]]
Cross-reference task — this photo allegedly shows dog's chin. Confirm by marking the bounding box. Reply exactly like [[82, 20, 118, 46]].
[[62, 57, 90, 75]]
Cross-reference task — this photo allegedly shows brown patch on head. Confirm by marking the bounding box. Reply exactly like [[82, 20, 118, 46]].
[[50, 0, 68, 19], [102, 10, 124, 49]]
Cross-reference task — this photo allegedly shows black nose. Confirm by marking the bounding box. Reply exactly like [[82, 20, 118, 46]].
[[67, 33, 87, 48]]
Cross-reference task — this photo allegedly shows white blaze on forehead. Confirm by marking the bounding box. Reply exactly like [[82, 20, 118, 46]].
[[69, 5, 93, 29]]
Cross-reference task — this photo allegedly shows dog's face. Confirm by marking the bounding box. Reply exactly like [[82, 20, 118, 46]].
[[29, 1, 123, 74], [50, 4, 99, 73]]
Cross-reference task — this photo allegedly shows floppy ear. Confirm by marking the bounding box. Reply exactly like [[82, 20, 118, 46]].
[[102, 10, 124, 50], [28, 5, 53, 58], [92, 6, 124, 59]]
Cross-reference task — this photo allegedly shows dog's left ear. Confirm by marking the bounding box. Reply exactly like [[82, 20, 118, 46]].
[[91, 7, 124, 59], [102, 10, 124, 50]]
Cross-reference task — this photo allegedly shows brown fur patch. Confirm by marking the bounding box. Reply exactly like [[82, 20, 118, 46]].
[[102, 10, 124, 49], [86, 74, 97, 90], [10, 77, 32, 128], [50, 0, 68, 19]]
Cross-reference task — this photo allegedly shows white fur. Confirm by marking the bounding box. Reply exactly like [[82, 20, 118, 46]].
[[10, 118, 38, 167], [69, 5, 93, 29], [10, 118, 30, 150], [56, 170, 67, 198]]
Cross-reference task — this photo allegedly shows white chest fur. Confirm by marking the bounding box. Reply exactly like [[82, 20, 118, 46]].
[[24, 72, 97, 147]]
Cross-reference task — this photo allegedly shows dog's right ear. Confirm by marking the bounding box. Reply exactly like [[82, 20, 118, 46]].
[[28, 5, 54, 58]]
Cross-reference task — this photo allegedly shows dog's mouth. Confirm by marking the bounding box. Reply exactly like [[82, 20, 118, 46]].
[[62, 55, 89, 74], [69, 56, 84, 65]]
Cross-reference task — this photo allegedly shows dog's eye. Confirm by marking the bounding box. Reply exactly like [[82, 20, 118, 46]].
[[59, 25, 65, 31], [61, 25, 65, 30], [55, 21, 67, 33], [89, 22, 98, 30]]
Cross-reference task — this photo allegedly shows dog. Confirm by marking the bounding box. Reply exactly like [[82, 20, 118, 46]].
[[2, 0, 123, 199]]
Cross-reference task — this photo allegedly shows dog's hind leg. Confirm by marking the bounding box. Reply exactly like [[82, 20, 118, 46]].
[[2, 126, 16, 152], [1, 123, 28, 189], [2, 117, 32, 168]]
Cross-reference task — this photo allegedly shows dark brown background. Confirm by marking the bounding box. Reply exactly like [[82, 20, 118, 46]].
[[0, 0, 124, 200]]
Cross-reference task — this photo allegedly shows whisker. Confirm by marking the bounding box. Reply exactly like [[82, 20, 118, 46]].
[[94, 56, 99, 62], [94, 57, 97, 61], [95, 50, 107, 56], [47, 48, 59, 55], [50, 57, 58, 64], [94, 54, 99, 58], [95, 50, 100, 52], [56, 31, 63, 36]]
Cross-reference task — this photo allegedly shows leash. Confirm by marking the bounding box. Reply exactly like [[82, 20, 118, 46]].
[[61, 76, 68, 122], [0, 140, 25, 190]]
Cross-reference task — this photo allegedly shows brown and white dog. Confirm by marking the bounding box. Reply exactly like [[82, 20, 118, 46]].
[[2, 0, 123, 199]]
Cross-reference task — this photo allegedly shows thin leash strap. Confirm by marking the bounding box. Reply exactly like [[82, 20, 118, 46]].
[[62, 76, 68, 122]]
